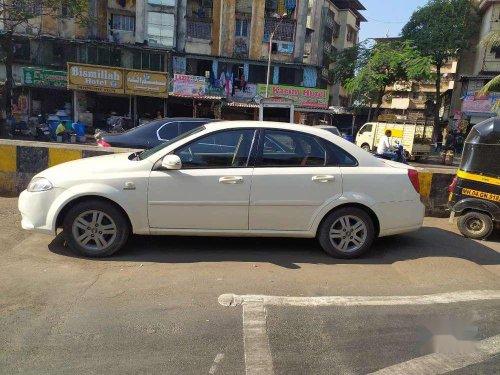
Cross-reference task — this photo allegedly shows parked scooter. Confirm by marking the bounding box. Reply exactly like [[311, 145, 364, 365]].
[[95, 116, 132, 140]]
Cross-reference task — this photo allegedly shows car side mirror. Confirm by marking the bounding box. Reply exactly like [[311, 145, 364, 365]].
[[162, 154, 182, 170]]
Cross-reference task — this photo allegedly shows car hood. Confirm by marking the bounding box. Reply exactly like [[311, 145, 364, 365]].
[[36, 152, 149, 187]]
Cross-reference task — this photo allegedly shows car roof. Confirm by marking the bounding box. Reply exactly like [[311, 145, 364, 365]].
[[158, 117, 216, 121], [314, 125, 339, 129]]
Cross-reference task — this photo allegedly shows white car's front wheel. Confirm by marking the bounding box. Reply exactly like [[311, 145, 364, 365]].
[[63, 200, 130, 257], [318, 207, 375, 258]]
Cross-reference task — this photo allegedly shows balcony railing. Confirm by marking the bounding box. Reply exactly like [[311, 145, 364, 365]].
[[264, 18, 296, 42], [186, 18, 212, 40]]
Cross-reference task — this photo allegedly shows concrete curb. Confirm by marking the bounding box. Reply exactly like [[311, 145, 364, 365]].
[[0, 140, 457, 217]]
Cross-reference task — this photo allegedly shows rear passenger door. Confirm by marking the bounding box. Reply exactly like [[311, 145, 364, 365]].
[[249, 129, 344, 232]]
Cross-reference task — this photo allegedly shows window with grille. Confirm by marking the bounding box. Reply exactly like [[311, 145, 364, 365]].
[[235, 19, 248, 37], [148, 0, 175, 5], [111, 14, 135, 32]]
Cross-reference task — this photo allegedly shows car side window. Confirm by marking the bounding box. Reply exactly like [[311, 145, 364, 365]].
[[323, 141, 358, 166], [158, 122, 179, 140], [179, 121, 203, 135], [258, 130, 326, 167], [174, 129, 256, 169]]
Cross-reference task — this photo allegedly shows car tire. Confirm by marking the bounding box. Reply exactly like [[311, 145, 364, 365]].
[[63, 200, 130, 257], [457, 211, 494, 240], [361, 144, 371, 152], [318, 207, 375, 259]]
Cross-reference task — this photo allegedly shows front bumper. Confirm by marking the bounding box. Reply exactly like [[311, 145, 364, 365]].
[[18, 188, 65, 235]]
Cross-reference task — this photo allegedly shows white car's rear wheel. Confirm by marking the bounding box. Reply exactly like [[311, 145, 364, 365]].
[[63, 200, 129, 257], [318, 207, 375, 258]]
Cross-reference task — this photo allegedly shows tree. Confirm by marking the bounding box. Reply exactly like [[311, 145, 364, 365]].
[[479, 31, 500, 95], [0, 0, 89, 119], [330, 40, 433, 120], [401, 0, 479, 129]]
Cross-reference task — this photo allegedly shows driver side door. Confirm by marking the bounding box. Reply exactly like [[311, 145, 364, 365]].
[[148, 128, 257, 230]]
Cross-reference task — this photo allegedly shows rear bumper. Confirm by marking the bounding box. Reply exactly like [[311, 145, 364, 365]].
[[373, 200, 425, 237]]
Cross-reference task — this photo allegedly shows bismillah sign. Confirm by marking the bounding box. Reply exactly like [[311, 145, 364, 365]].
[[67, 63, 124, 94], [67, 63, 168, 97]]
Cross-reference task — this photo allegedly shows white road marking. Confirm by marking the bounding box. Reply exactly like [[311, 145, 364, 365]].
[[218, 290, 500, 307], [219, 290, 500, 375], [242, 303, 274, 375], [208, 353, 225, 374], [369, 334, 500, 375]]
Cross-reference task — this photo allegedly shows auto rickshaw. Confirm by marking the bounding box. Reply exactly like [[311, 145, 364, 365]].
[[448, 117, 500, 240]]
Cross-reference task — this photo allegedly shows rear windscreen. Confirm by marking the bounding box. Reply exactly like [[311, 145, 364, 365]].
[[460, 143, 500, 178]]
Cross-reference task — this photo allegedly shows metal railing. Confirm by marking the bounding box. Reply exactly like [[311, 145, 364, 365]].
[[186, 18, 212, 40], [264, 18, 296, 42]]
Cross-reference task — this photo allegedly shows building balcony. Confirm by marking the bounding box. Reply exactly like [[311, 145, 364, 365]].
[[332, 21, 341, 39], [264, 18, 296, 43], [186, 18, 212, 41]]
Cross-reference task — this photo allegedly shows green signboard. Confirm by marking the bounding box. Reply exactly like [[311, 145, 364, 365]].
[[257, 84, 329, 109], [22, 67, 67, 88]]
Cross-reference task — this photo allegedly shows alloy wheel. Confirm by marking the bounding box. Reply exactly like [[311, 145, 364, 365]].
[[71, 210, 117, 252], [328, 215, 368, 253]]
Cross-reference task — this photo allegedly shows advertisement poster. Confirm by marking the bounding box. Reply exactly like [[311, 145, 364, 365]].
[[233, 83, 257, 100], [257, 84, 329, 108], [172, 74, 207, 97], [125, 69, 168, 98], [462, 94, 498, 114]]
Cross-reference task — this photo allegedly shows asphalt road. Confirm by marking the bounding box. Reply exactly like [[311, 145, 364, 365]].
[[0, 197, 499, 374]]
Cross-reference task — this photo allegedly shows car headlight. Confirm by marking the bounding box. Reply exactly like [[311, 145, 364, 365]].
[[27, 177, 53, 192]]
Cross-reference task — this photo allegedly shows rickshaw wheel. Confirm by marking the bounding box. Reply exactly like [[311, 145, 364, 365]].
[[457, 211, 494, 240]]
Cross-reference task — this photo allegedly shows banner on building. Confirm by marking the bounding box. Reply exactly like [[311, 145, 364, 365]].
[[172, 74, 208, 96], [67, 63, 124, 94], [257, 84, 329, 108], [124, 69, 168, 98], [462, 94, 499, 114], [23, 67, 67, 88]]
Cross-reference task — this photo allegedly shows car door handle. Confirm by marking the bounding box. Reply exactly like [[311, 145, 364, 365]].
[[219, 176, 244, 184], [312, 175, 335, 183]]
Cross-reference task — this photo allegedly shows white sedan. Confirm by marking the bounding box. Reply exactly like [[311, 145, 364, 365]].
[[19, 121, 424, 259]]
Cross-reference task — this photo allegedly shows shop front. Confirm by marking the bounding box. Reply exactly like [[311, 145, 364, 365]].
[[67, 63, 168, 128], [256, 84, 330, 125]]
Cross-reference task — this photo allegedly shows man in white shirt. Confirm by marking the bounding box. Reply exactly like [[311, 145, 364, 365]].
[[377, 130, 396, 160]]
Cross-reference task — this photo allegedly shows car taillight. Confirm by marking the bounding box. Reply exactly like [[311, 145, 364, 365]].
[[408, 169, 420, 194], [448, 177, 458, 192], [98, 140, 111, 147]]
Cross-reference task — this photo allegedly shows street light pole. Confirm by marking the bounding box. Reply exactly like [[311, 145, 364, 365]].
[[265, 14, 286, 98]]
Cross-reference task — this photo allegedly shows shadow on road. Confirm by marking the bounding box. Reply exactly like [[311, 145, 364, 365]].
[[48, 225, 500, 269]]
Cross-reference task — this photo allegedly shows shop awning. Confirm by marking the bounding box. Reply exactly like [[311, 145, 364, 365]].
[[224, 102, 259, 108], [169, 93, 223, 100]]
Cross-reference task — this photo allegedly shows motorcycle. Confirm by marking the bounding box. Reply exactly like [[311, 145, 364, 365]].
[[374, 141, 408, 164], [95, 116, 132, 141]]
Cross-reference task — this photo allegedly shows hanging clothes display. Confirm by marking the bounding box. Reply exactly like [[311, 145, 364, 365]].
[[277, 0, 286, 15], [266, 0, 278, 10], [285, 0, 296, 9]]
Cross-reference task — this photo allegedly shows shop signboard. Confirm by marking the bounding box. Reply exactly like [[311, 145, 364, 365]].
[[172, 74, 208, 96], [125, 69, 168, 98], [23, 67, 67, 88], [67, 63, 124, 94], [256, 84, 329, 108], [462, 94, 498, 114]]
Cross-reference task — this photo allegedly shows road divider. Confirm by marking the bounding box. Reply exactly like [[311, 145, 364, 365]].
[[0, 140, 457, 217], [0, 139, 133, 196]]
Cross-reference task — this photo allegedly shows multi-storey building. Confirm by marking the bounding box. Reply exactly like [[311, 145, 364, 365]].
[[304, 0, 366, 107], [451, 0, 500, 129], [1, 0, 365, 128]]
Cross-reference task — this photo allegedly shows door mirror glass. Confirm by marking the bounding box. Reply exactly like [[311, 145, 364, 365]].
[[162, 154, 182, 170]]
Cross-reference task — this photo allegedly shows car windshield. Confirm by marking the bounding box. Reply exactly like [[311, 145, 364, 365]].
[[325, 127, 341, 136], [138, 126, 206, 160]]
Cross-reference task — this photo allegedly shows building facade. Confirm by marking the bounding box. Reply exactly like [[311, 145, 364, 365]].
[[451, 0, 500, 129], [304, 0, 366, 107], [1, 0, 365, 128]]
